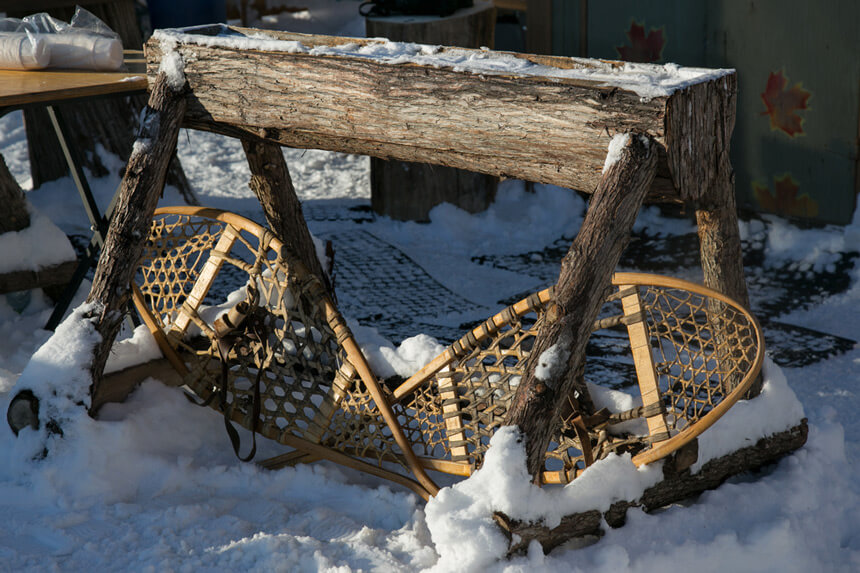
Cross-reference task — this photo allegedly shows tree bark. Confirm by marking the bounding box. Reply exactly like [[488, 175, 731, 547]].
[[504, 134, 658, 479], [85, 72, 187, 412], [505, 420, 808, 554], [682, 75, 749, 308], [241, 138, 332, 294], [0, 153, 30, 234]]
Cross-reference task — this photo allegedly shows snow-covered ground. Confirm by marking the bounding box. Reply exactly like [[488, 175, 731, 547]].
[[1, 3, 859, 571]]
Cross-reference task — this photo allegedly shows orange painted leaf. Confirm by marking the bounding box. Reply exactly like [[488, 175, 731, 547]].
[[616, 21, 665, 63], [753, 174, 818, 218], [760, 71, 811, 137]]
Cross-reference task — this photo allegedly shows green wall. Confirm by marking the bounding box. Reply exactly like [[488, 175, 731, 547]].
[[549, 0, 859, 224]]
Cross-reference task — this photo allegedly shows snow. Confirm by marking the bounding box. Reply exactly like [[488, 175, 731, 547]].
[[425, 427, 665, 572], [423, 361, 808, 571], [691, 358, 805, 472], [10, 301, 102, 456], [157, 38, 186, 90], [535, 341, 570, 383], [103, 325, 162, 375], [0, 206, 76, 273], [603, 133, 631, 174], [0, 4, 858, 571]]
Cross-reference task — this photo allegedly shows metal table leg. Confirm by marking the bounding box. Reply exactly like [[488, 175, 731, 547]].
[[43, 106, 138, 331]]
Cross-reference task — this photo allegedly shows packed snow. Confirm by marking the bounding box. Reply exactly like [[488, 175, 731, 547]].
[[1, 2, 858, 571]]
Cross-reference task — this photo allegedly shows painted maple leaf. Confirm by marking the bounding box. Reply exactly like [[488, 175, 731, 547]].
[[760, 71, 811, 137], [753, 174, 819, 218], [616, 21, 665, 63]]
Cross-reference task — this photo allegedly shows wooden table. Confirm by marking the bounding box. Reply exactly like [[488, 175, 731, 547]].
[[0, 52, 147, 329], [0, 54, 147, 108]]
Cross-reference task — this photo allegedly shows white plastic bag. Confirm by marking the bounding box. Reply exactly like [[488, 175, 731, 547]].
[[41, 32, 122, 71], [0, 7, 123, 72], [0, 33, 49, 70]]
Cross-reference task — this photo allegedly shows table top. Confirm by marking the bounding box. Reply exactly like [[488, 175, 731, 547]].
[[0, 51, 147, 108]]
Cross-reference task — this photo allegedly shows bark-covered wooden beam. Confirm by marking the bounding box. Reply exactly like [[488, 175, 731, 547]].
[[504, 134, 658, 479], [241, 139, 332, 294], [144, 27, 736, 204], [85, 72, 187, 412]]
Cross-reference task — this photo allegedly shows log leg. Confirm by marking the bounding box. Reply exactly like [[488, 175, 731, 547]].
[[241, 139, 332, 294], [695, 153, 762, 398], [504, 134, 658, 479], [85, 73, 187, 412], [696, 157, 750, 309]]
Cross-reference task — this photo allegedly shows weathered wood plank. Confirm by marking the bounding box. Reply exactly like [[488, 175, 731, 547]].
[[91, 358, 184, 412], [504, 133, 659, 478], [0, 260, 77, 296], [619, 284, 671, 442], [366, 2, 496, 48], [145, 28, 735, 202], [526, 0, 552, 55]]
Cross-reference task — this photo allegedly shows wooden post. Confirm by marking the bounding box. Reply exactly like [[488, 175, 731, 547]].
[[85, 72, 187, 411], [366, 2, 499, 221], [696, 175, 750, 309], [662, 74, 750, 310], [241, 139, 332, 293], [0, 153, 30, 234], [503, 134, 658, 479], [526, 0, 553, 55]]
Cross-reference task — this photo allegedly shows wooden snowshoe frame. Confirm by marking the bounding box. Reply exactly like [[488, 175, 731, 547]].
[[134, 207, 764, 501]]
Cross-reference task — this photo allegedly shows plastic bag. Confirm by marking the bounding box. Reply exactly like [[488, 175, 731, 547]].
[[0, 18, 48, 70], [0, 7, 123, 71], [0, 32, 49, 70]]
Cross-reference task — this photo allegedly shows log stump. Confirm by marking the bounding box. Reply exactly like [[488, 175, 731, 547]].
[[0, 154, 77, 298], [0, 154, 29, 234], [366, 1, 499, 221]]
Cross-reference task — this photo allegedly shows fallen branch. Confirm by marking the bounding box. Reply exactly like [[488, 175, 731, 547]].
[[502, 420, 808, 554]]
